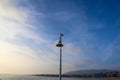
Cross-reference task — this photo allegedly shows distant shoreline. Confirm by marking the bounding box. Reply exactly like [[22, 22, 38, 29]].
[[30, 74, 120, 78]]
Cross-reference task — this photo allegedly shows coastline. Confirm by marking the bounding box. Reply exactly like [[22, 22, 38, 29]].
[[31, 73, 120, 78]]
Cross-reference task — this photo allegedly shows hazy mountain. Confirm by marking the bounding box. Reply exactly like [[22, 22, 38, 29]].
[[64, 69, 120, 75]]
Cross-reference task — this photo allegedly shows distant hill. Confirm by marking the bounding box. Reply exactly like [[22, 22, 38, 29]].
[[64, 69, 120, 75]]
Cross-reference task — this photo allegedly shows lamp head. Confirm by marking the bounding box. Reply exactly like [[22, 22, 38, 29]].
[[59, 33, 64, 37], [56, 43, 64, 47], [56, 33, 64, 47]]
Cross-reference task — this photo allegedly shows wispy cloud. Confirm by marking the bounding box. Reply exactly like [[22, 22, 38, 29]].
[[0, 0, 83, 74], [0, 0, 53, 74], [0, 0, 28, 22], [0, 0, 120, 74]]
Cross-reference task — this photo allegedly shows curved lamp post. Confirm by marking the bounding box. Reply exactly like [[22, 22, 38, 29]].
[[56, 33, 64, 80]]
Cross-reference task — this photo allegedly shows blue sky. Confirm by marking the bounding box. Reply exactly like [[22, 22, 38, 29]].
[[0, 0, 120, 74]]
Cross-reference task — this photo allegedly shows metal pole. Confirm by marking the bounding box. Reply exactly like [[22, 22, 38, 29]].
[[56, 33, 64, 80], [59, 47, 62, 80]]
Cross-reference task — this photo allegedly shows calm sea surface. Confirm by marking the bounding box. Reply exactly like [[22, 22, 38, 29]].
[[0, 75, 120, 80]]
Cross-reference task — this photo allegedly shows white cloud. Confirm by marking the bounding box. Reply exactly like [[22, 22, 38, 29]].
[[0, 0, 54, 74], [0, 0, 28, 22], [0, 41, 36, 74], [0, 40, 59, 74], [64, 43, 81, 54], [0, 0, 87, 74], [0, 0, 47, 43]]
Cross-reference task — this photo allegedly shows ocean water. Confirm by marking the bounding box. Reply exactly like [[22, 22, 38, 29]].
[[0, 75, 119, 80]]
